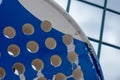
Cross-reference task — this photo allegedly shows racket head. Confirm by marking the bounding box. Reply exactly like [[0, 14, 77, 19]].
[[0, 0, 104, 80]]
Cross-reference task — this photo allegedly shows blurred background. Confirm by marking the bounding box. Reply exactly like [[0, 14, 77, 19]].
[[54, 0, 120, 80]]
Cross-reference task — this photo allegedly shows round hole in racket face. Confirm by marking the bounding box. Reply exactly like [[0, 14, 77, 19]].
[[0, 67, 6, 79], [45, 38, 57, 50], [50, 55, 62, 67], [54, 73, 66, 80], [67, 51, 78, 63], [8, 44, 20, 57], [41, 20, 52, 32], [38, 77, 47, 80], [12, 63, 25, 75], [62, 34, 73, 45], [32, 59, 44, 71], [3, 26, 16, 39], [22, 23, 34, 35], [72, 68, 83, 80], [27, 41, 39, 53]]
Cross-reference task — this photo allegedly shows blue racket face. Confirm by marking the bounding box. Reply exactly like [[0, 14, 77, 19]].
[[0, 0, 104, 80]]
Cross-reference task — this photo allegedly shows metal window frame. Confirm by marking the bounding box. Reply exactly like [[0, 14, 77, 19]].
[[66, 0, 120, 60]]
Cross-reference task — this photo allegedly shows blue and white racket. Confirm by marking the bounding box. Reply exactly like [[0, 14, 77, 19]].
[[0, 0, 104, 80]]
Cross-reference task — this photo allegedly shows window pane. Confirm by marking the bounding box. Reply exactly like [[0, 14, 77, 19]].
[[107, 0, 120, 12], [84, 0, 104, 6], [100, 45, 120, 80], [69, 1, 103, 40], [54, 0, 68, 10], [103, 11, 120, 47]]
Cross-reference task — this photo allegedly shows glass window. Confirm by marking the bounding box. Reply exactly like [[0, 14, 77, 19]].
[[69, 0, 103, 40], [103, 11, 120, 47], [107, 0, 120, 12], [100, 45, 120, 80], [85, 0, 104, 6]]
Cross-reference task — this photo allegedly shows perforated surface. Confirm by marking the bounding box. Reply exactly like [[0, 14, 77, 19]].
[[0, 0, 103, 80]]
